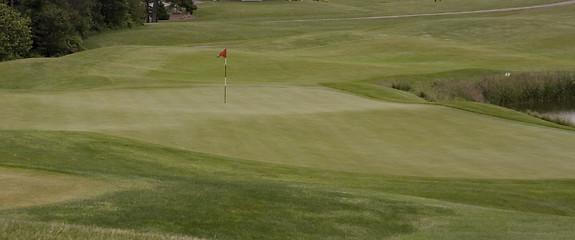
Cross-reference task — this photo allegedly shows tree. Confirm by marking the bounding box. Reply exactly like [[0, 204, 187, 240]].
[[100, 0, 130, 28], [2, 0, 155, 60], [0, 0, 15, 7], [158, 1, 170, 20], [127, 0, 146, 26], [152, 0, 158, 22], [143, 0, 159, 23], [67, 0, 144, 31], [24, 0, 83, 57], [144, 0, 196, 23], [0, 3, 32, 61], [169, 0, 197, 15], [144, 0, 150, 23], [99, 0, 144, 28], [68, 0, 105, 33]]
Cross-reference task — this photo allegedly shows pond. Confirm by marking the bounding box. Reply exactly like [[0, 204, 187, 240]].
[[510, 100, 575, 125]]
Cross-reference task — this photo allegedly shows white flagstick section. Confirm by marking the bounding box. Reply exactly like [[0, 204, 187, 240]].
[[224, 58, 227, 104]]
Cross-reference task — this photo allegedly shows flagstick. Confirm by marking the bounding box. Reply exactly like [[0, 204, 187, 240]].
[[224, 58, 227, 104]]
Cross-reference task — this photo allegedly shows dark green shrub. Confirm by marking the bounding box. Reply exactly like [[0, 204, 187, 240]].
[[157, 0, 170, 20], [392, 82, 412, 92], [26, 1, 84, 57], [0, 4, 32, 61]]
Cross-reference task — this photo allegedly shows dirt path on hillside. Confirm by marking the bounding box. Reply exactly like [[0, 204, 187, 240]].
[[278, 0, 575, 22]]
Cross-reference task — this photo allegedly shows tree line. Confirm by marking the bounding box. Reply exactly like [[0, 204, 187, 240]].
[[0, 0, 196, 61]]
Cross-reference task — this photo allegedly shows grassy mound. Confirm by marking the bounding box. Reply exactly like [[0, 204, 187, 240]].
[[1, 131, 575, 239]]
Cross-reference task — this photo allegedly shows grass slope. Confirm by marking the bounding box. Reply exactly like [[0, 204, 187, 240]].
[[1, 0, 575, 239], [1, 131, 575, 239]]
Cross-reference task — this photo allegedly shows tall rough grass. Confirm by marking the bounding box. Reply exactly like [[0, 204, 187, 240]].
[[432, 72, 575, 106], [387, 71, 575, 126], [0, 218, 203, 240]]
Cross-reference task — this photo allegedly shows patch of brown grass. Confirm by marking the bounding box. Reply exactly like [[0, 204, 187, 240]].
[[0, 167, 111, 210]]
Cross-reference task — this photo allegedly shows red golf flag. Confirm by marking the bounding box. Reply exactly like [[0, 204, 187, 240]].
[[218, 48, 227, 58]]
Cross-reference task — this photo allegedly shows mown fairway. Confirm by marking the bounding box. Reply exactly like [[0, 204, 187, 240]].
[[1, 0, 575, 239]]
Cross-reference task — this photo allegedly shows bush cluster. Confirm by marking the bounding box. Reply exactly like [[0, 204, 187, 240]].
[[0, 4, 32, 61]]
